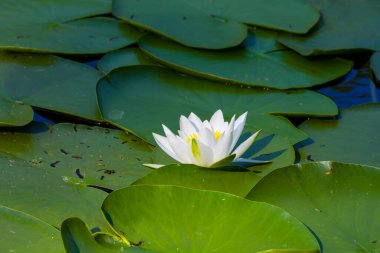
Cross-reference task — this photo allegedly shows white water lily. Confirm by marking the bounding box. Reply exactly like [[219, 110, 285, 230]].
[[150, 110, 262, 168]]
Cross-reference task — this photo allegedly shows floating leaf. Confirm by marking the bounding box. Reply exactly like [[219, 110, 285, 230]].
[[133, 164, 261, 197], [0, 206, 64, 253], [97, 47, 159, 74], [102, 185, 320, 253], [62, 218, 155, 253], [0, 122, 153, 190], [371, 52, 380, 81], [278, 0, 380, 55], [97, 66, 337, 144], [247, 162, 380, 253], [0, 156, 108, 230], [0, 52, 103, 121], [184, 0, 320, 34], [0, 96, 33, 127], [297, 103, 380, 167], [112, 0, 247, 49], [0, 0, 143, 54], [139, 31, 352, 89]]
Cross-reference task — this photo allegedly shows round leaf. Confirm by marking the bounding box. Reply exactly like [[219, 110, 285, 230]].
[[139, 31, 352, 89], [97, 66, 338, 144], [97, 47, 159, 74], [112, 0, 247, 49], [0, 97, 34, 127], [278, 0, 380, 55], [102, 185, 320, 253], [247, 162, 380, 253], [0, 0, 143, 54], [0, 206, 64, 253], [297, 103, 380, 167], [0, 52, 103, 121]]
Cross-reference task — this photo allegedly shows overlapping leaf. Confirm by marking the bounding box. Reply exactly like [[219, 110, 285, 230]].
[[139, 31, 352, 89], [0, 96, 33, 126], [0, 0, 143, 54], [247, 162, 380, 253], [97, 66, 337, 144]]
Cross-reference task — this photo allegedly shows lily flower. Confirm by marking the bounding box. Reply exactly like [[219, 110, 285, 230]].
[[149, 110, 263, 168]]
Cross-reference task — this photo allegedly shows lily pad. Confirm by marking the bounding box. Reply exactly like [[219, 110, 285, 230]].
[[0, 156, 108, 230], [102, 185, 320, 252], [97, 47, 159, 74], [97, 66, 338, 145], [133, 164, 261, 197], [184, 0, 320, 34], [278, 0, 380, 55], [0, 122, 154, 190], [0, 51, 103, 121], [112, 0, 247, 49], [62, 218, 155, 253], [139, 31, 352, 89], [0, 0, 143, 54], [371, 52, 380, 81], [0, 206, 64, 253], [0, 96, 34, 127], [297, 103, 380, 167], [247, 162, 380, 253]]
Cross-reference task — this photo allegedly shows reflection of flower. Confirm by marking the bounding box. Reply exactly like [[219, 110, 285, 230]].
[[152, 110, 261, 167]]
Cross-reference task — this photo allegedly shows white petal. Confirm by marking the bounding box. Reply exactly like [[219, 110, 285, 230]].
[[230, 112, 248, 152], [162, 124, 176, 138], [210, 109, 224, 131], [143, 163, 165, 169], [232, 130, 261, 160], [180, 115, 197, 136], [197, 126, 215, 148], [153, 133, 181, 162], [213, 115, 235, 161], [167, 134, 192, 163], [188, 112, 203, 131], [196, 139, 214, 167]]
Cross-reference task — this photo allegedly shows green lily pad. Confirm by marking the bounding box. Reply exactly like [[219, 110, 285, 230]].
[[97, 66, 338, 145], [102, 185, 320, 252], [62, 218, 155, 253], [278, 0, 380, 55], [247, 162, 380, 253], [97, 47, 159, 74], [0, 122, 154, 190], [184, 0, 320, 34], [0, 0, 143, 54], [297, 103, 380, 167], [0, 51, 103, 121], [0, 96, 34, 126], [0, 206, 64, 253], [112, 0, 247, 49], [371, 52, 380, 81], [139, 31, 352, 89], [133, 164, 261, 197], [0, 156, 108, 230]]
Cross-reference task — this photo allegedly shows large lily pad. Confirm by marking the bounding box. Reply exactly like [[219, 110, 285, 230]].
[[297, 103, 380, 167], [102, 185, 320, 252], [0, 0, 143, 54], [0, 156, 108, 230], [278, 0, 380, 55], [0, 206, 64, 253], [184, 0, 320, 34], [0, 52, 103, 121], [0, 122, 154, 190], [0, 96, 34, 126], [62, 218, 155, 253], [133, 164, 261, 197], [97, 47, 159, 74], [97, 66, 338, 144], [112, 0, 247, 49], [247, 162, 380, 253], [371, 52, 380, 81], [139, 31, 352, 89]]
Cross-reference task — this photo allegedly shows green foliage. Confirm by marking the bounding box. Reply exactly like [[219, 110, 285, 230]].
[[138, 30, 352, 89], [247, 162, 380, 253], [0, 96, 33, 126]]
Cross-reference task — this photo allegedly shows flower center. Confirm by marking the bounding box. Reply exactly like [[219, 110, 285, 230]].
[[186, 133, 198, 143], [214, 130, 222, 141]]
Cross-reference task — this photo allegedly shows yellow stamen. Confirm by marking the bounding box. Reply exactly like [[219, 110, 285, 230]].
[[186, 133, 198, 143], [191, 139, 201, 159], [214, 131, 222, 141]]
